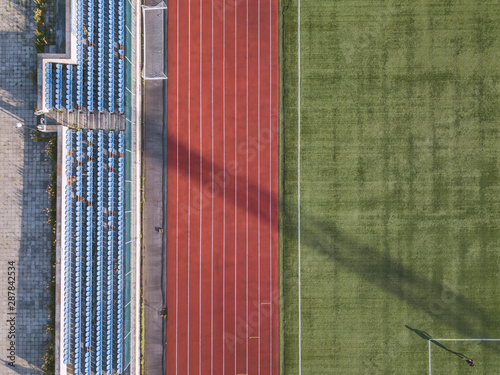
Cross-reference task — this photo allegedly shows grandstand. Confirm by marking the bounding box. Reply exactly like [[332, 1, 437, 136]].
[[61, 128, 127, 374], [35, 0, 140, 370], [37, 0, 126, 129]]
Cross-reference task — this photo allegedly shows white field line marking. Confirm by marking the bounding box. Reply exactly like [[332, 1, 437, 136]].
[[199, 1, 203, 373], [297, 0, 302, 373], [246, 0, 249, 373], [257, 0, 261, 373], [222, 1, 226, 372], [176, 0, 179, 372], [269, 0, 273, 373], [188, 0, 191, 372], [428, 340, 431, 375], [234, 2, 238, 371], [431, 339, 500, 341], [211, 1, 214, 374]]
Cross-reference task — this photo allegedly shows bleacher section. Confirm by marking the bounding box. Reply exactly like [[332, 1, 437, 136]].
[[42, 0, 125, 115], [63, 128, 125, 374]]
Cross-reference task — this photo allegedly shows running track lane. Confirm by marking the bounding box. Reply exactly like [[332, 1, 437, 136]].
[[166, 0, 279, 374]]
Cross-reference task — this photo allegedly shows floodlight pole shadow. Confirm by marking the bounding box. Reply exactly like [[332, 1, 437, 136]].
[[405, 325, 469, 359]]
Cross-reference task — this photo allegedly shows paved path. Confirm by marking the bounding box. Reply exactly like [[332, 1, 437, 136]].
[[142, 78, 167, 375], [0, 0, 53, 373], [141, 0, 168, 369]]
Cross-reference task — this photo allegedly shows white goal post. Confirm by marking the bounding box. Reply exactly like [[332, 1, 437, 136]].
[[142, 1, 168, 80]]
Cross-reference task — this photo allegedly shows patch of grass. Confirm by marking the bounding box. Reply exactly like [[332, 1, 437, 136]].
[[281, 1, 500, 374], [31, 134, 57, 374], [33, 0, 55, 53]]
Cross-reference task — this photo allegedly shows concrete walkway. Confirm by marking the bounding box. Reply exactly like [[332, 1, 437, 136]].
[[0, 0, 53, 373], [142, 78, 167, 375]]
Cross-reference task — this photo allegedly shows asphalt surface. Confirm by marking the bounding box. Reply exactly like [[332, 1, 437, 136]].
[[142, 72, 167, 375]]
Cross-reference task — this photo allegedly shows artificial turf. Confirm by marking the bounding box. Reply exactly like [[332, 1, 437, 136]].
[[280, 0, 500, 373]]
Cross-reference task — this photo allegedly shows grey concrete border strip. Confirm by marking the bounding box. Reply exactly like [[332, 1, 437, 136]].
[[131, 0, 143, 368]]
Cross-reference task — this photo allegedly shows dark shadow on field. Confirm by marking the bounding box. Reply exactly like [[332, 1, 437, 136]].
[[164, 110, 500, 355], [405, 326, 469, 359], [293, 206, 500, 353]]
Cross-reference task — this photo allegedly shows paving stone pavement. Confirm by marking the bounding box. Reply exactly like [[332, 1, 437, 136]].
[[0, 0, 53, 373]]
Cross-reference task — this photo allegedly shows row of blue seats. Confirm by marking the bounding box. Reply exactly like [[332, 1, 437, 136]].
[[45, 63, 53, 109], [73, 130, 84, 375], [116, 132, 125, 372], [84, 131, 94, 375], [87, 46, 95, 111], [97, 0, 105, 112], [66, 65, 73, 111], [108, 0, 115, 116], [55, 64, 63, 110], [117, 0, 125, 114], [87, 0, 95, 113], [76, 0, 84, 113], [63, 129, 73, 364], [106, 132, 115, 374], [95, 131, 105, 374]]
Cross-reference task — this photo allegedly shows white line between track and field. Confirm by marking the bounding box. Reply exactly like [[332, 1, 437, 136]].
[[270, 2, 273, 373], [176, 0, 179, 372], [199, 1, 203, 373], [297, 0, 302, 373], [188, 0, 191, 372]]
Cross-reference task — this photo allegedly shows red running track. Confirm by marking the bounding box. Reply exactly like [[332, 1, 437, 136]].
[[166, 0, 279, 374]]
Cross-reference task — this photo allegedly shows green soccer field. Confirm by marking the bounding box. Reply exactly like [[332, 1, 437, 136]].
[[280, 0, 500, 373]]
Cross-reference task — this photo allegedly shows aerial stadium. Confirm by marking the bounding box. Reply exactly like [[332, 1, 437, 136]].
[[0, 0, 499, 374]]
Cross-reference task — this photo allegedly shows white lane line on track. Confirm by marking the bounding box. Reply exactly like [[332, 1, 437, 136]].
[[211, 1, 214, 374], [245, 0, 249, 372], [188, 0, 191, 372], [234, 2, 238, 372], [199, 1, 203, 373], [176, 0, 179, 372], [257, 0, 261, 373], [222, 0, 226, 372], [297, 0, 302, 373]]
